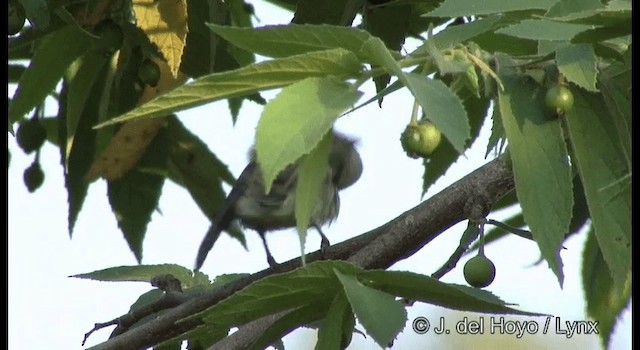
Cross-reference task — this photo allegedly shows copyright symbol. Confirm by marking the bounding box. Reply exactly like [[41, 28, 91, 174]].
[[412, 317, 430, 334]]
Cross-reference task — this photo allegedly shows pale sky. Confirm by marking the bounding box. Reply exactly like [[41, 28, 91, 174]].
[[8, 1, 631, 349]]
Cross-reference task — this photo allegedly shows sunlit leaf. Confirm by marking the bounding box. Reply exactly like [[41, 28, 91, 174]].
[[71, 263, 201, 289], [208, 24, 372, 60], [335, 270, 406, 348], [295, 131, 332, 262], [97, 49, 362, 127], [133, 0, 188, 77], [256, 77, 362, 192]]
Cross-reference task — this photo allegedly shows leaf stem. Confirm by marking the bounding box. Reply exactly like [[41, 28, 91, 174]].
[[464, 51, 505, 91]]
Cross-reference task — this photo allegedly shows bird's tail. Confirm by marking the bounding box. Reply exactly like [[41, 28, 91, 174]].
[[194, 221, 224, 271], [194, 163, 256, 271]]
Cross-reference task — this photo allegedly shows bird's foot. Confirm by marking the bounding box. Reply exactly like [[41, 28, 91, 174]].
[[319, 236, 331, 260]]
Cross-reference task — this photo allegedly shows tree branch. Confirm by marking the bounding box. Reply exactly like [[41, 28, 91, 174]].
[[88, 155, 514, 350]]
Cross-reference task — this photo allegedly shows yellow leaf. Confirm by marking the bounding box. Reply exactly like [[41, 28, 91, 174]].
[[133, 0, 188, 78]]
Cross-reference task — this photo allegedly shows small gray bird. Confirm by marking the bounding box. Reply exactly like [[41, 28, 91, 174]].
[[194, 131, 362, 270]]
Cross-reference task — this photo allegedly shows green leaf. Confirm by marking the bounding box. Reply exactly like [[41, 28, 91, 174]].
[[165, 117, 246, 246], [582, 228, 631, 349], [363, 4, 412, 48], [316, 293, 352, 350], [427, 0, 555, 17], [606, 0, 632, 11], [8, 19, 66, 58], [361, 37, 471, 153], [22, 0, 50, 29], [8, 64, 26, 83], [363, 2, 411, 95], [181, 0, 213, 77], [182, 0, 258, 85], [65, 50, 110, 165], [472, 32, 538, 56], [538, 40, 569, 56], [543, 0, 630, 26], [567, 176, 590, 236], [598, 58, 631, 170], [404, 74, 470, 153], [422, 87, 489, 195], [98, 48, 362, 127], [126, 290, 174, 334], [485, 105, 506, 158], [590, 43, 624, 62], [227, 0, 253, 27], [250, 303, 326, 350], [564, 88, 631, 293], [194, 261, 360, 327], [208, 24, 372, 60], [496, 19, 594, 41], [107, 128, 169, 262], [555, 43, 598, 92], [9, 25, 95, 124], [186, 325, 229, 350], [222, 18, 256, 71], [428, 15, 502, 50], [545, 0, 604, 18], [154, 338, 183, 350], [62, 64, 107, 236], [497, 58, 573, 286], [227, 97, 242, 123], [130, 289, 165, 310], [71, 264, 202, 288], [255, 77, 362, 192], [359, 36, 403, 75], [422, 34, 470, 75], [165, 119, 234, 208], [478, 172, 591, 253], [361, 270, 544, 316], [291, 0, 358, 26], [335, 270, 406, 348], [572, 22, 632, 45], [295, 131, 332, 261]]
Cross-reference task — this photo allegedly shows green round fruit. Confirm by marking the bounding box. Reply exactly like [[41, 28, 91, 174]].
[[400, 121, 442, 159], [463, 255, 496, 288], [8, 0, 26, 35], [24, 162, 45, 193], [95, 19, 123, 52], [545, 85, 574, 115], [16, 119, 47, 154], [138, 59, 161, 87]]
